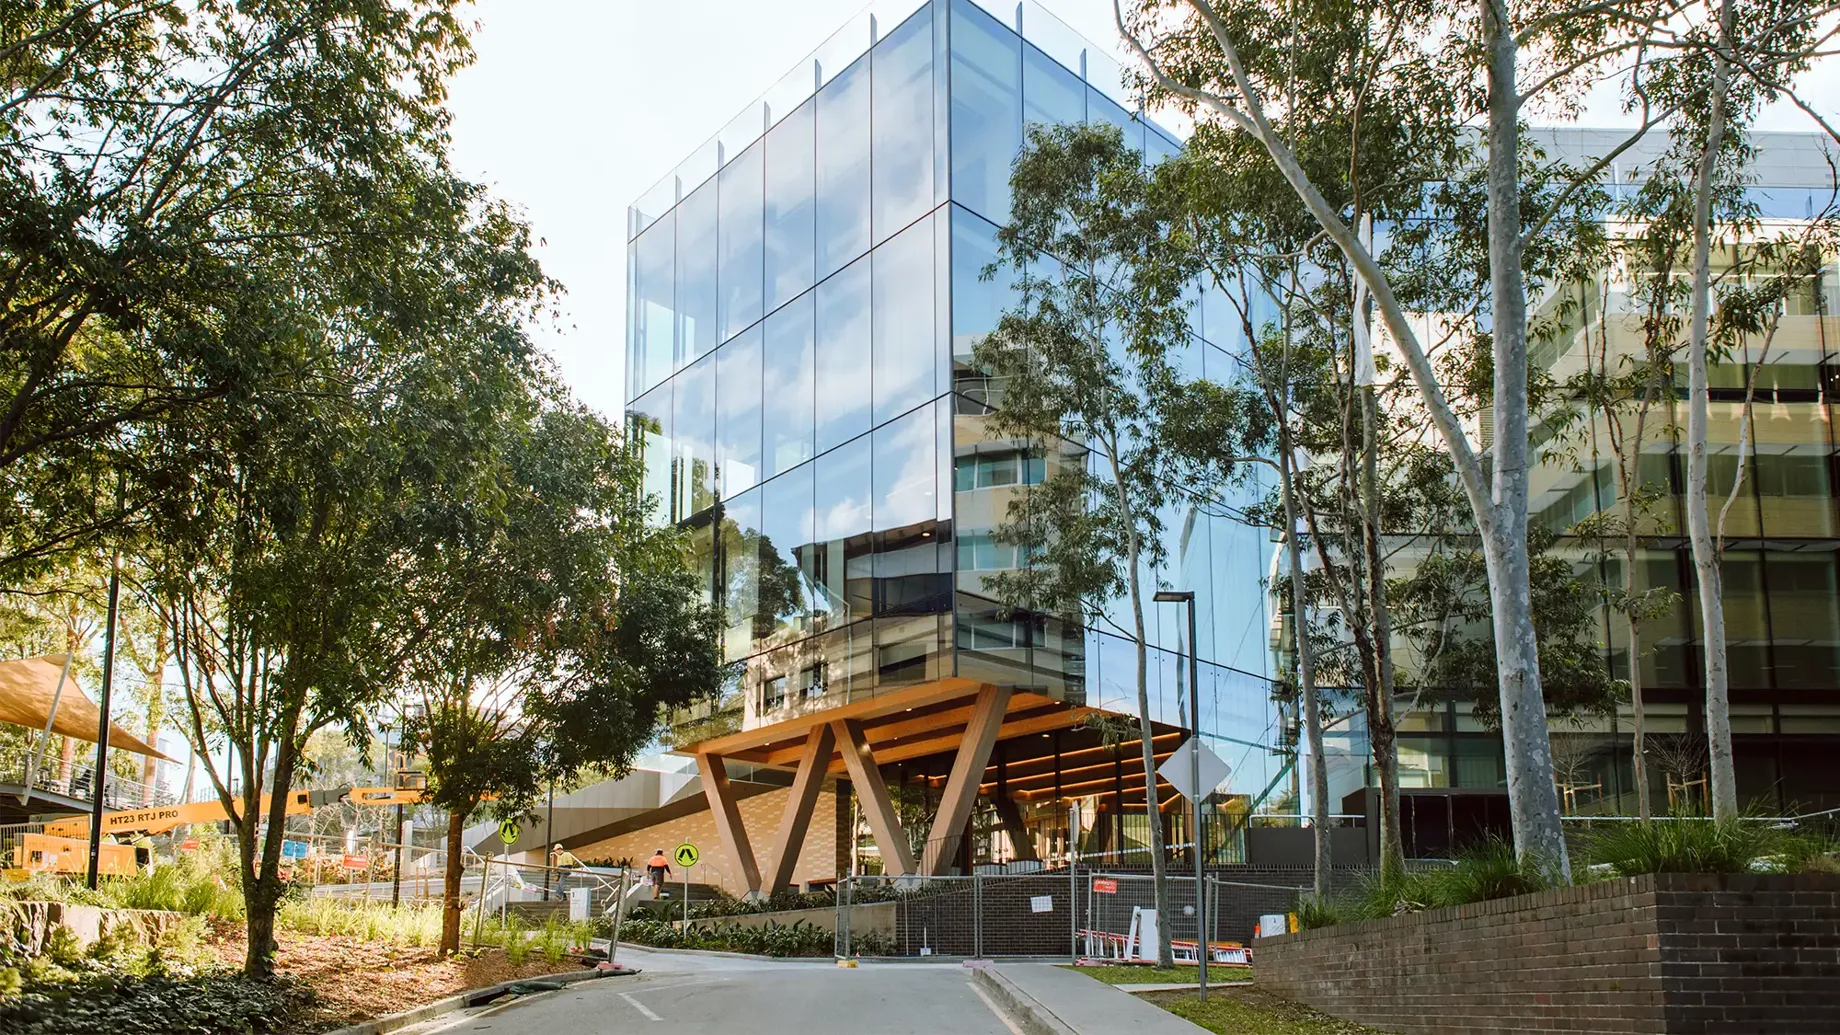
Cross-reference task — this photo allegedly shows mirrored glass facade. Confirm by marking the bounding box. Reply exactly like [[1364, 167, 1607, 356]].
[[622, 0, 1283, 821]]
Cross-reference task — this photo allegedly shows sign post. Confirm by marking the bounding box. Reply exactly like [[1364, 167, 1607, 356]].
[[674, 842, 698, 926]]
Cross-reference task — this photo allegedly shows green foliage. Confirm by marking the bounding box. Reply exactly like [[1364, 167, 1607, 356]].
[[0, 968, 317, 1035], [100, 855, 243, 920], [602, 918, 839, 958], [1293, 895, 1344, 931], [1584, 814, 1785, 876], [1305, 841, 1557, 926], [276, 898, 444, 946]]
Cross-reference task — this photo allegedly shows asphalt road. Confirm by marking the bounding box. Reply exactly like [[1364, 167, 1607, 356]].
[[395, 946, 1021, 1035]]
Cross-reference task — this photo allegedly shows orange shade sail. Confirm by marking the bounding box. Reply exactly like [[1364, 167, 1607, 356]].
[[0, 654, 175, 761]]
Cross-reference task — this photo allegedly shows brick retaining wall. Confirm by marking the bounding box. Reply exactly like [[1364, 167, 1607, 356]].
[[1253, 872, 1840, 1035]]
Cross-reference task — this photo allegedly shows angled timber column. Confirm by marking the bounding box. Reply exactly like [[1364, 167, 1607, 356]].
[[922, 684, 1013, 875], [832, 718, 917, 877], [696, 752, 762, 896], [763, 723, 836, 896]]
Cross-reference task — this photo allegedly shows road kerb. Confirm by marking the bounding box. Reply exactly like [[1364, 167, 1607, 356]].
[[970, 967, 1080, 1035], [319, 966, 631, 1035]]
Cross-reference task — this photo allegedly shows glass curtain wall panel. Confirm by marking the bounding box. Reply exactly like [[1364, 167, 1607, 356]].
[[1022, 42, 1082, 130], [673, 351, 717, 520], [765, 99, 817, 313], [872, 400, 950, 686], [763, 292, 816, 478], [814, 434, 873, 632], [677, 180, 720, 362], [949, 0, 1021, 226], [815, 255, 872, 452], [719, 487, 763, 661], [871, 5, 935, 245], [628, 212, 676, 397], [718, 140, 765, 342], [871, 212, 940, 425], [760, 460, 817, 649], [627, 384, 673, 526], [816, 56, 872, 281], [715, 325, 763, 497]]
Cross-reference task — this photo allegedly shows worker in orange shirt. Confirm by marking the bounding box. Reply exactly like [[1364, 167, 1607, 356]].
[[645, 848, 671, 898]]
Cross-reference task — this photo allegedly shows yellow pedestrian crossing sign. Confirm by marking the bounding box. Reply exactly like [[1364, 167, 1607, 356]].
[[673, 842, 699, 868]]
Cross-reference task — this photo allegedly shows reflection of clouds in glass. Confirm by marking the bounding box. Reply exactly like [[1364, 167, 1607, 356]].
[[874, 404, 935, 531], [871, 216, 935, 422]]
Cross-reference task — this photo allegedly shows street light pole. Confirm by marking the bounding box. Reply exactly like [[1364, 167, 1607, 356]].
[[1155, 589, 1206, 1002]]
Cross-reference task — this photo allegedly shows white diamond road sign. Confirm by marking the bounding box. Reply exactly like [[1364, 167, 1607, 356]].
[[1158, 737, 1231, 802]]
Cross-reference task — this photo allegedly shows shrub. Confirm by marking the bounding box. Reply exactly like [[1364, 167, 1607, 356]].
[[1585, 814, 1783, 877], [0, 969, 316, 1034], [607, 917, 835, 957], [1431, 839, 1555, 904], [1293, 895, 1344, 931]]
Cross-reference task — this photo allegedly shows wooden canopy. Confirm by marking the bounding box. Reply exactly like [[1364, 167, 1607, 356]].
[[677, 676, 1186, 896]]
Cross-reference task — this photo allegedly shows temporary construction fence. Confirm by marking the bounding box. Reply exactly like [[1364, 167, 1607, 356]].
[[833, 867, 1310, 961]]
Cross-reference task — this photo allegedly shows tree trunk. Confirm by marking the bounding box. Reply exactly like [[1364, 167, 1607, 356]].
[[1624, 515, 1652, 822], [1482, 0, 1570, 878], [1125, 531, 1173, 968], [1361, 383, 1404, 881], [243, 881, 279, 978], [1687, 0, 1739, 823], [440, 806, 468, 955], [1281, 441, 1331, 899]]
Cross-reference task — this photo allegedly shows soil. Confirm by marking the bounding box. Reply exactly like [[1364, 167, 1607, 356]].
[[207, 922, 587, 1032]]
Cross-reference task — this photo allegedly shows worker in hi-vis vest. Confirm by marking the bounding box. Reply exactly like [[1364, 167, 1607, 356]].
[[646, 849, 671, 898]]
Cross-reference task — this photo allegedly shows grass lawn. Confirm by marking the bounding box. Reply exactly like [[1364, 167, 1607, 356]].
[[1139, 988, 1387, 1035], [1060, 964, 1254, 986]]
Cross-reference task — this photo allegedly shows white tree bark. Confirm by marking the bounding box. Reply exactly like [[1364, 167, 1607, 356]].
[[1119, 0, 1570, 876], [1686, 0, 1740, 822]]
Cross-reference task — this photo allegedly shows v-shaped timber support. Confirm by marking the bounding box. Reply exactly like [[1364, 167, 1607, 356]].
[[696, 752, 763, 896], [762, 723, 836, 896], [832, 718, 917, 877], [922, 684, 1012, 875]]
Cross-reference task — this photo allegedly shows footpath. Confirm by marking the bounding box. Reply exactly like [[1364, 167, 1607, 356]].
[[972, 964, 1210, 1035]]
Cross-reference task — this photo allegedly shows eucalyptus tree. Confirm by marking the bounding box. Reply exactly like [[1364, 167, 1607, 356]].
[[0, 0, 476, 583], [976, 123, 1262, 965], [401, 394, 727, 956], [1112, 0, 1726, 874]]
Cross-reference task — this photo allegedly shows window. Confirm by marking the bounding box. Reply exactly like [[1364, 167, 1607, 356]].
[[718, 140, 764, 342], [872, 401, 937, 534], [954, 449, 1045, 490], [715, 326, 762, 496], [871, 5, 935, 244], [949, 0, 1021, 226], [676, 180, 719, 360], [816, 55, 871, 280], [763, 293, 815, 478], [764, 99, 816, 312], [815, 256, 872, 453], [872, 213, 940, 425], [628, 213, 675, 398]]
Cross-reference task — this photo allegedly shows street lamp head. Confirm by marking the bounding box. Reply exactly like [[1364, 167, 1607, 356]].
[[1152, 590, 1194, 603]]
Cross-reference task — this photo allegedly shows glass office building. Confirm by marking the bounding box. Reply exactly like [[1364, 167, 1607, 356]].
[[623, 0, 1285, 866], [1317, 130, 1840, 827]]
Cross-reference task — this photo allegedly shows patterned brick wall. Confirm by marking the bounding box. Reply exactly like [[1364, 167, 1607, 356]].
[[569, 781, 849, 896], [1253, 873, 1840, 1035]]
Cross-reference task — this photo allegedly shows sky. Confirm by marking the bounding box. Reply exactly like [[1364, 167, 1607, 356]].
[[443, 1, 1840, 420]]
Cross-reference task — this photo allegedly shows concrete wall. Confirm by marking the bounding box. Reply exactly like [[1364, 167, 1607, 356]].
[[569, 781, 849, 896], [1254, 872, 1840, 1035]]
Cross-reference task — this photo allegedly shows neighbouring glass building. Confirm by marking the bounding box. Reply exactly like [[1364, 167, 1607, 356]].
[[622, 0, 1285, 874], [1316, 129, 1840, 847]]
